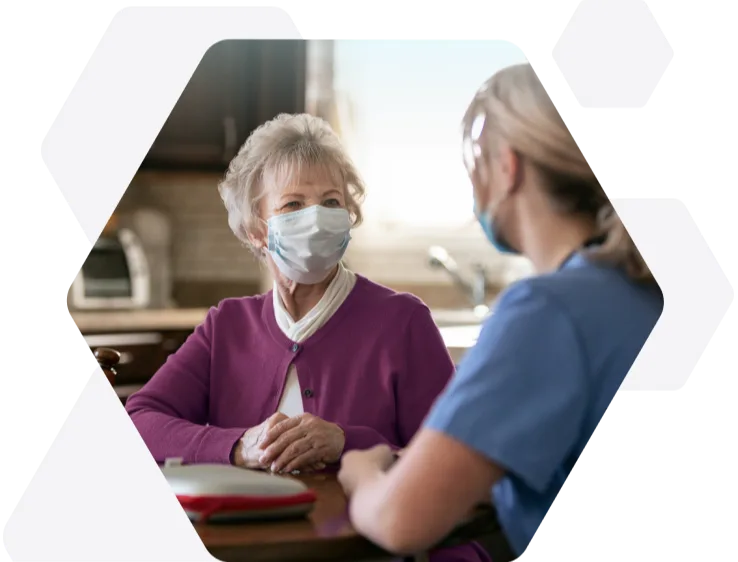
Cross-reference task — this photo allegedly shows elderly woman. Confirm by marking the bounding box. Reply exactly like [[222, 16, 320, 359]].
[[125, 114, 489, 562]]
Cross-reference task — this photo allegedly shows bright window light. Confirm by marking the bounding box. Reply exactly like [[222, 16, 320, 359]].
[[333, 41, 527, 229]]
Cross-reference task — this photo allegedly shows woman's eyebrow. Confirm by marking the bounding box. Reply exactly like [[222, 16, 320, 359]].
[[279, 191, 306, 200]]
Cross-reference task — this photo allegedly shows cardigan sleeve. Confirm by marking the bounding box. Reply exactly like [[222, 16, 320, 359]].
[[125, 306, 247, 464]]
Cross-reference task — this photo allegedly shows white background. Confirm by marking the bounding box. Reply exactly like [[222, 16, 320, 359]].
[[7, 0, 736, 562]]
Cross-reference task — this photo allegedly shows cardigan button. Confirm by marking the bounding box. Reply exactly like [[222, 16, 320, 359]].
[[291, 343, 299, 353], [303, 388, 314, 398]]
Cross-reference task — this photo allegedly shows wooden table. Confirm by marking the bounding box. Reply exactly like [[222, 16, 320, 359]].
[[194, 472, 499, 562]]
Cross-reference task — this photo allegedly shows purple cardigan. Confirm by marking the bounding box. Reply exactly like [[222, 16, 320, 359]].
[[126, 275, 456, 464], [126, 276, 490, 562]]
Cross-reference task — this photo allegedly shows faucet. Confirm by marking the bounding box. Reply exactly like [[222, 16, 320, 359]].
[[428, 246, 489, 315]]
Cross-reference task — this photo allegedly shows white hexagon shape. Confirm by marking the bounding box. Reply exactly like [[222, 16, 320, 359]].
[[3, 7, 734, 561], [551, 0, 680, 112]]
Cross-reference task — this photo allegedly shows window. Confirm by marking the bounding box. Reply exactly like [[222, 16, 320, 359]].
[[332, 41, 528, 233]]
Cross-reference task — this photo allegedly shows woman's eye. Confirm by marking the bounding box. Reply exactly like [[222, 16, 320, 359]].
[[324, 198, 341, 207], [283, 201, 302, 210]]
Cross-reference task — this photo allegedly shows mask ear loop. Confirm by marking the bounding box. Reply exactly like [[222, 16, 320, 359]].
[[250, 207, 274, 255]]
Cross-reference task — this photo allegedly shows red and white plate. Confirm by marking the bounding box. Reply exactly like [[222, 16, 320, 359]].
[[161, 462, 317, 523]]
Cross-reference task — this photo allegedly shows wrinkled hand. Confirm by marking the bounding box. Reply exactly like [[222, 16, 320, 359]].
[[232, 413, 289, 469], [259, 413, 346, 473], [338, 445, 396, 497]]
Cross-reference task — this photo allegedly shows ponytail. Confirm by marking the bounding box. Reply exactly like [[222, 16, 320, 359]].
[[588, 205, 655, 284]]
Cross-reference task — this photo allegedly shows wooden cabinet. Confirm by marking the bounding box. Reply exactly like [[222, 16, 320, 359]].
[[141, 39, 306, 170]]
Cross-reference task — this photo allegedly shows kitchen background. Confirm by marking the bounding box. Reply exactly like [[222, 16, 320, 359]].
[[70, 39, 535, 403]]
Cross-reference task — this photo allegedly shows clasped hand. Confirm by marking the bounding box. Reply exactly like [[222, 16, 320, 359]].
[[233, 412, 345, 473]]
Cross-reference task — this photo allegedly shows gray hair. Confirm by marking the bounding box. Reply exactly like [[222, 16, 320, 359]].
[[218, 113, 366, 252]]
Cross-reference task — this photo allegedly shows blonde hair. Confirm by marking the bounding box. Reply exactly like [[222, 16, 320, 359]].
[[218, 113, 366, 252], [463, 63, 654, 283]]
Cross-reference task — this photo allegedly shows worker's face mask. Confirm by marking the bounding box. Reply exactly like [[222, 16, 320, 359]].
[[473, 155, 520, 256], [474, 201, 518, 255], [267, 205, 352, 284]]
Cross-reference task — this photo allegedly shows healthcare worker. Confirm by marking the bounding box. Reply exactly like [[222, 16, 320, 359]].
[[337, 62, 664, 559]]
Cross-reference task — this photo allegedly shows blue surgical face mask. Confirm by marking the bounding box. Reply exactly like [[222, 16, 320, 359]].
[[474, 202, 519, 255], [267, 205, 351, 284]]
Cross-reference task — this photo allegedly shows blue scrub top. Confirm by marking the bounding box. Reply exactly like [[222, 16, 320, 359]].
[[424, 252, 663, 556]]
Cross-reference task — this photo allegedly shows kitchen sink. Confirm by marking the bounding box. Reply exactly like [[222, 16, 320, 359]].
[[431, 309, 488, 363], [438, 324, 483, 349], [439, 325, 483, 363], [431, 307, 488, 326]]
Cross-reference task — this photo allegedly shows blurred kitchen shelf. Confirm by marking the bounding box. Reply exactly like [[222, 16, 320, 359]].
[[72, 308, 208, 333]]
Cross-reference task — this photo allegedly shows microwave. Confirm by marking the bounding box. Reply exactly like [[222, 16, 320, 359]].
[[70, 228, 151, 309]]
